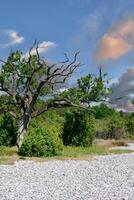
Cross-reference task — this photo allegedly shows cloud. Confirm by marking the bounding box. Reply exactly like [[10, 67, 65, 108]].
[[73, 7, 106, 47], [24, 41, 56, 58], [95, 19, 134, 61], [0, 30, 24, 48], [109, 77, 119, 86], [95, 34, 132, 60], [109, 67, 134, 111], [8, 30, 24, 45]]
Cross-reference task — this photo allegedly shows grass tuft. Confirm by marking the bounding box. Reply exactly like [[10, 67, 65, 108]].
[[0, 146, 17, 156], [62, 145, 108, 158]]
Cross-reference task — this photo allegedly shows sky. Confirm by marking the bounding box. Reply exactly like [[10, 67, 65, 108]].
[[1, 0, 134, 111]]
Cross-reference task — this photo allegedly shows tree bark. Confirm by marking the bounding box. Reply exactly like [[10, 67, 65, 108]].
[[17, 113, 31, 148]]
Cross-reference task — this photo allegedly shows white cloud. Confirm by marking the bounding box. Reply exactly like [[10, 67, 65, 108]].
[[109, 77, 119, 86], [0, 30, 24, 48], [24, 41, 56, 58], [8, 30, 24, 45]]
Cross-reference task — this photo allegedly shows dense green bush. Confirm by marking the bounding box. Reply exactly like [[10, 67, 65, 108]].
[[105, 113, 126, 139], [19, 110, 64, 157], [92, 104, 115, 119], [95, 112, 128, 139], [63, 109, 95, 147], [125, 113, 134, 137], [0, 113, 17, 146], [19, 116, 63, 157]]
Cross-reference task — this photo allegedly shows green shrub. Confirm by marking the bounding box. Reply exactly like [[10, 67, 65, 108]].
[[105, 114, 126, 139], [0, 129, 9, 146], [92, 104, 115, 119], [0, 113, 17, 146], [125, 114, 134, 137], [63, 109, 95, 147], [31, 110, 63, 132], [19, 126, 63, 157]]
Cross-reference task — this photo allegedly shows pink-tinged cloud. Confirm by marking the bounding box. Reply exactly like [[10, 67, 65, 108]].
[[95, 35, 132, 60], [95, 19, 134, 61]]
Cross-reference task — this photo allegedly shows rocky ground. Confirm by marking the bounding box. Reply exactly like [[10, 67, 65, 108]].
[[0, 153, 134, 200]]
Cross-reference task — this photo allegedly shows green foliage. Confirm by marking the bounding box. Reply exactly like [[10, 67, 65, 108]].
[[0, 51, 50, 97], [0, 48, 111, 148], [19, 126, 63, 157], [95, 112, 128, 140], [61, 71, 110, 106], [0, 113, 17, 146], [94, 110, 129, 139], [31, 110, 64, 136], [125, 113, 134, 137], [0, 95, 17, 117], [105, 113, 126, 139], [77, 73, 110, 103], [92, 103, 115, 119], [63, 109, 95, 147], [0, 129, 9, 146], [0, 50, 80, 120], [19, 111, 63, 157]]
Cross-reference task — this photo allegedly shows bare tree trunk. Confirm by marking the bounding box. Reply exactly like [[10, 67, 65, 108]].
[[17, 113, 31, 148], [17, 96, 36, 148]]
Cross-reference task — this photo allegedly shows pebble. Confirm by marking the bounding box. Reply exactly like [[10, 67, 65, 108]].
[[0, 154, 134, 200]]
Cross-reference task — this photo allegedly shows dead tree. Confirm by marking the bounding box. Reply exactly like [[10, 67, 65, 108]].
[[0, 43, 81, 147]]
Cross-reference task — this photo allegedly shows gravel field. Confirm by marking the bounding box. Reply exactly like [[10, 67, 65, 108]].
[[0, 154, 134, 200]]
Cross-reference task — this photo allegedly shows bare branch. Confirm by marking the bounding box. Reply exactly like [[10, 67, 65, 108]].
[[47, 62, 81, 86], [32, 98, 87, 118], [32, 107, 48, 118], [99, 66, 103, 82], [35, 44, 40, 65], [0, 108, 17, 118], [0, 59, 7, 64], [27, 40, 37, 70]]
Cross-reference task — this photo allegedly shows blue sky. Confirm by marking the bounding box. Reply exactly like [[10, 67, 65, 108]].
[[1, 0, 134, 110]]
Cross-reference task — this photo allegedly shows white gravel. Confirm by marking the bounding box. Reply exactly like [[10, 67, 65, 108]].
[[0, 154, 134, 200]]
